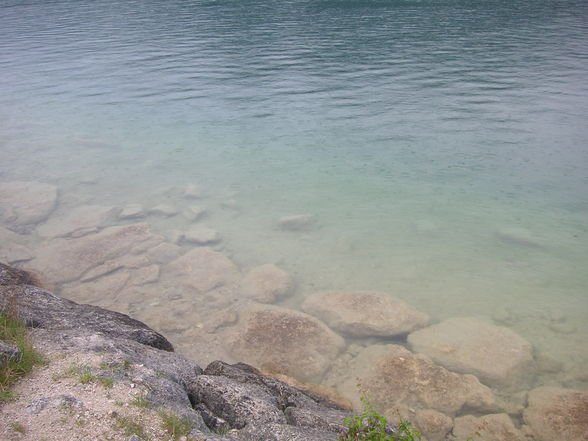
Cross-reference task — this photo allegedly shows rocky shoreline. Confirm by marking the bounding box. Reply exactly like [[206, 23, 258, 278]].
[[1, 179, 588, 441], [0, 262, 352, 441]]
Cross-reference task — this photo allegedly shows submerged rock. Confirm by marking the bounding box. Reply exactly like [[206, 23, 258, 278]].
[[341, 344, 496, 417], [149, 203, 178, 217], [277, 214, 315, 231], [407, 317, 534, 388], [240, 264, 293, 303], [118, 203, 145, 220], [164, 247, 240, 293], [181, 226, 221, 245], [496, 227, 542, 248], [302, 291, 428, 337], [37, 204, 118, 238], [452, 413, 525, 441], [523, 387, 588, 441], [182, 205, 207, 222], [30, 223, 165, 283], [414, 409, 453, 441], [0, 180, 58, 231], [223, 304, 345, 382]]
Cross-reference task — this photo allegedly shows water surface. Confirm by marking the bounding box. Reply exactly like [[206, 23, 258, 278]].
[[1, 0, 587, 400]]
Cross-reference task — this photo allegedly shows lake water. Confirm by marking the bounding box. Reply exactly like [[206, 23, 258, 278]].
[[1, 0, 587, 414]]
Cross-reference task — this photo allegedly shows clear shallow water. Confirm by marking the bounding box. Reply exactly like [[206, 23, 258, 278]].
[[1, 0, 588, 393]]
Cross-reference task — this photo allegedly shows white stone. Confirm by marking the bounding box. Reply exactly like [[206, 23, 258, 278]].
[[407, 317, 534, 388], [302, 291, 428, 337], [240, 264, 293, 303], [164, 247, 240, 293], [181, 226, 221, 245], [277, 214, 315, 231]]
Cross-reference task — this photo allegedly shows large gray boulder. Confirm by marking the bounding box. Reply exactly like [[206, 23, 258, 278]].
[[187, 375, 287, 429], [237, 423, 340, 441], [0, 277, 173, 352], [341, 344, 496, 417], [302, 291, 429, 337], [523, 387, 588, 441], [223, 304, 345, 382], [0, 180, 58, 231], [407, 317, 534, 388]]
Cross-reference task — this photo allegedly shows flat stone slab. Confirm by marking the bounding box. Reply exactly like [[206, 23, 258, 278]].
[[164, 247, 240, 293], [30, 223, 164, 283], [223, 304, 345, 382], [523, 387, 588, 441], [118, 203, 145, 220], [0, 180, 58, 231], [240, 264, 293, 303], [407, 317, 534, 388], [341, 344, 496, 417], [302, 291, 429, 337], [37, 204, 118, 238]]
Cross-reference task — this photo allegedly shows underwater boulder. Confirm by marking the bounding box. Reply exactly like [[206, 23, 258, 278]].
[[302, 291, 428, 337], [407, 317, 534, 389]]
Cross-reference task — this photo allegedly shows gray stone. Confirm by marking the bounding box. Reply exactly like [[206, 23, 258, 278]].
[[164, 247, 240, 293], [523, 387, 588, 441], [36, 204, 118, 238], [236, 423, 340, 441], [0, 284, 173, 352], [26, 394, 84, 415], [204, 361, 344, 411], [285, 406, 349, 433], [0, 181, 58, 231], [303, 291, 428, 337], [0, 262, 40, 287], [407, 317, 534, 388], [187, 375, 287, 429], [341, 344, 496, 417], [452, 414, 525, 441], [0, 341, 21, 368], [277, 214, 315, 231], [240, 264, 293, 303], [127, 435, 145, 441], [223, 304, 345, 382]]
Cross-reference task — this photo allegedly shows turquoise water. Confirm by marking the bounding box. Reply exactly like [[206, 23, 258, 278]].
[[1, 0, 588, 390]]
